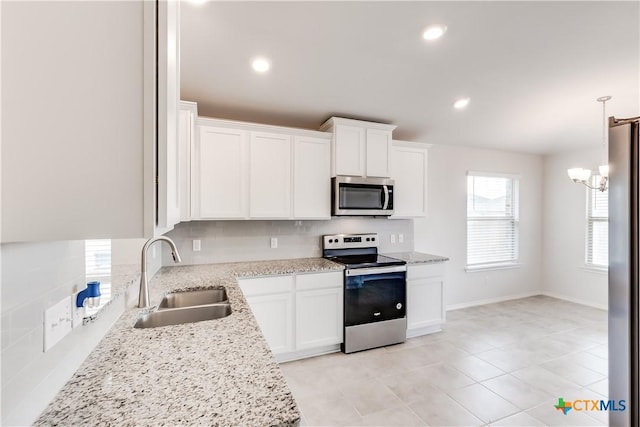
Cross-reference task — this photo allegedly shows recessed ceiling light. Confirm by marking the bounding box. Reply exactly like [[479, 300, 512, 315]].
[[422, 25, 447, 41], [453, 98, 470, 110], [251, 57, 271, 73], [187, 0, 208, 5]]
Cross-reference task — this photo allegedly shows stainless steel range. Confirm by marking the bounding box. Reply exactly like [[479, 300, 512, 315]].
[[323, 233, 407, 353]]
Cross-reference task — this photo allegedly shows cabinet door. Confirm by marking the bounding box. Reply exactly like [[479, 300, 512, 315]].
[[407, 264, 445, 333], [245, 293, 295, 354], [250, 132, 292, 218], [160, 107, 181, 230], [196, 126, 248, 218], [293, 136, 331, 219], [178, 102, 197, 222], [2, 0, 155, 242], [177, 106, 192, 222], [391, 144, 428, 218], [365, 128, 392, 178], [334, 124, 365, 176], [296, 287, 343, 349], [407, 277, 444, 330]]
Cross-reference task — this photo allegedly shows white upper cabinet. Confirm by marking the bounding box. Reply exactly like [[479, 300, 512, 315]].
[[178, 101, 197, 222], [155, 0, 181, 235], [320, 117, 396, 178], [250, 132, 292, 218], [1, 1, 154, 241], [192, 117, 331, 220], [333, 124, 366, 176], [293, 136, 331, 219], [160, 101, 196, 231], [365, 128, 392, 177], [390, 140, 430, 218], [195, 125, 249, 219]]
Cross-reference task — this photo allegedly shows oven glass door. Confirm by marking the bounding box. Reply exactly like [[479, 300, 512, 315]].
[[339, 184, 386, 210], [344, 270, 406, 326]]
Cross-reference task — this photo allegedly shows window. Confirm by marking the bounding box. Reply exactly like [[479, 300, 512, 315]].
[[85, 239, 112, 280], [586, 176, 608, 269], [466, 172, 519, 270], [83, 239, 112, 314]]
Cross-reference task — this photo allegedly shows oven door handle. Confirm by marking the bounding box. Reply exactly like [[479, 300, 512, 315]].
[[345, 265, 407, 276]]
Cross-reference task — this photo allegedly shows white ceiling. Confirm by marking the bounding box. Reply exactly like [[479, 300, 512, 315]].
[[180, 1, 639, 155]]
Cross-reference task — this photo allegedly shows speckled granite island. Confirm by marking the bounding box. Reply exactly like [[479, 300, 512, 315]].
[[35, 258, 343, 427]]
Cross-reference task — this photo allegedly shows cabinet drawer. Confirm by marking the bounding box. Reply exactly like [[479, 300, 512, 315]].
[[296, 271, 343, 291], [238, 275, 294, 297], [407, 263, 445, 280]]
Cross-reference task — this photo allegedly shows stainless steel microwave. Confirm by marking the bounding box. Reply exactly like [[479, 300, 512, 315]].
[[332, 176, 394, 216]]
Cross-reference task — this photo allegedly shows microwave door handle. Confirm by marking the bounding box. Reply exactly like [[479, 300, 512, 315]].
[[382, 185, 389, 210]]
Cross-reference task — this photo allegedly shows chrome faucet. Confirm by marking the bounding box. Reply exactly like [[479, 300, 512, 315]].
[[138, 236, 182, 308]]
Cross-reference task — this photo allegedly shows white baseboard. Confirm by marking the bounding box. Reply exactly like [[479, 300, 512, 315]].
[[541, 291, 608, 311], [275, 344, 341, 363], [406, 324, 442, 338], [446, 291, 540, 311]]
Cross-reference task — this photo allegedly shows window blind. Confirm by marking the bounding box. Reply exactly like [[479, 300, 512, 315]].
[[85, 239, 112, 279], [586, 176, 608, 268], [467, 173, 519, 269]]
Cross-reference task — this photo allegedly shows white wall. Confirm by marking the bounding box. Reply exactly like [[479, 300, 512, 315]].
[[542, 146, 607, 309], [414, 144, 544, 309]]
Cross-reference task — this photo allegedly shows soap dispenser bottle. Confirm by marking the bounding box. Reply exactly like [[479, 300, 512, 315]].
[[76, 281, 101, 309]]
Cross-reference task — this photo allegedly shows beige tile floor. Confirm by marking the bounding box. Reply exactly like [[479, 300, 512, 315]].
[[280, 296, 609, 426]]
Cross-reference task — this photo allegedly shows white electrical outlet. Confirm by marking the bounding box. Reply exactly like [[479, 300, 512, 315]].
[[193, 239, 201, 252], [390, 234, 396, 244], [398, 234, 404, 243], [44, 296, 73, 352], [270, 237, 278, 249]]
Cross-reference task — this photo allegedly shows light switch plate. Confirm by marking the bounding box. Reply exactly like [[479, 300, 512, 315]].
[[71, 292, 84, 329], [390, 234, 396, 244], [44, 296, 73, 351], [398, 234, 404, 243], [193, 239, 201, 252], [270, 237, 278, 249]]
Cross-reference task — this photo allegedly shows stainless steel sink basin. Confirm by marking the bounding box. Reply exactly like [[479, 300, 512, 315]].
[[158, 288, 228, 309], [134, 304, 232, 329]]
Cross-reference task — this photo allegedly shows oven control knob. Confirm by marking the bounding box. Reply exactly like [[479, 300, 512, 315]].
[[366, 238, 370, 241], [372, 237, 376, 241], [396, 303, 402, 310], [328, 239, 333, 243]]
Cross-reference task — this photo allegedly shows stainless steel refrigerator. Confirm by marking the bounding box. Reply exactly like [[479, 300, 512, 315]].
[[609, 115, 640, 426]]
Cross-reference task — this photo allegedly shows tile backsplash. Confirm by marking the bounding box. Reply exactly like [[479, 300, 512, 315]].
[[0, 238, 154, 425], [163, 218, 414, 266]]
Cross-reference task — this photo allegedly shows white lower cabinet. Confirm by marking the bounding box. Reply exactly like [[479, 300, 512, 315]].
[[246, 292, 295, 354], [238, 271, 343, 361], [295, 273, 343, 350], [406, 263, 445, 338]]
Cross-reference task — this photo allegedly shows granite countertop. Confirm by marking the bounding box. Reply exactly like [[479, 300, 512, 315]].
[[35, 257, 343, 427], [384, 251, 450, 264]]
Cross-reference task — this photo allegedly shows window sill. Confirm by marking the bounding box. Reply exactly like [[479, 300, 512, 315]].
[[465, 263, 521, 273], [582, 265, 608, 274]]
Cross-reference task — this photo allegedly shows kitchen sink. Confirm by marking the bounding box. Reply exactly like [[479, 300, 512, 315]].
[[159, 288, 228, 309], [134, 304, 232, 329]]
